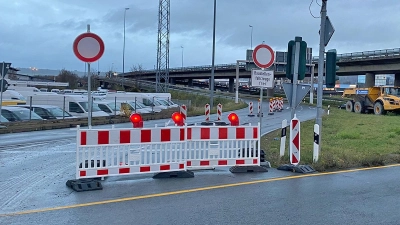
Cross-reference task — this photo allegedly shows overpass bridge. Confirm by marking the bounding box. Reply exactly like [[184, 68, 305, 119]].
[[108, 47, 400, 93]]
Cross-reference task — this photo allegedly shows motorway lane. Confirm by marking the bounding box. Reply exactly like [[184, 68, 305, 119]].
[[0, 102, 317, 220], [1, 165, 400, 225]]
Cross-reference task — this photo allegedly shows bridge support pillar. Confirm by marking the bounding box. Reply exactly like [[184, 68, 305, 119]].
[[394, 73, 400, 86], [187, 78, 193, 87], [229, 78, 234, 93], [365, 73, 375, 87], [266, 88, 274, 98], [170, 78, 176, 85]]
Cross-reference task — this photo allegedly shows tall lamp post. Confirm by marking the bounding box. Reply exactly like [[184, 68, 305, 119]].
[[210, 0, 217, 110], [181, 46, 184, 68], [249, 25, 253, 50], [122, 7, 129, 90]]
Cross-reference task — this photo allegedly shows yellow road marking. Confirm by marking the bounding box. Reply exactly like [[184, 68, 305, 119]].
[[1, 164, 399, 217]]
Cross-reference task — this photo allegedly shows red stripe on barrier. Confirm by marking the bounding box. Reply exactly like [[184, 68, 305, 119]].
[[161, 129, 171, 142], [97, 169, 108, 175], [160, 165, 170, 171], [140, 166, 151, 172], [218, 160, 228, 165], [98, 131, 109, 145], [219, 128, 228, 139], [79, 171, 86, 177], [293, 133, 300, 150], [200, 161, 210, 166], [187, 128, 192, 140], [120, 130, 130, 143], [179, 163, 185, 169], [292, 154, 299, 164], [180, 128, 185, 141], [253, 127, 258, 139], [80, 132, 87, 145], [253, 159, 258, 164], [236, 128, 245, 139], [236, 159, 245, 165], [292, 119, 299, 128], [141, 130, 151, 143], [187, 161, 192, 166], [201, 128, 210, 139], [119, 168, 130, 174]]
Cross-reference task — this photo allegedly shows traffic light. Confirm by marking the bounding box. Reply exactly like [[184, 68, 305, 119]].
[[286, 37, 307, 80], [171, 112, 184, 126], [130, 113, 143, 128], [326, 49, 339, 88], [228, 113, 239, 126]]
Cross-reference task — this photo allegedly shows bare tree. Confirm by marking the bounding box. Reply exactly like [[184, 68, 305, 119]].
[[57, 69, 79, 89], [130, 64, 144, 89]]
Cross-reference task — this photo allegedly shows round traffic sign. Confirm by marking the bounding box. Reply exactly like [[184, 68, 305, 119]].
[[252, 44, 275, 69], [73, 32, 105, 63]]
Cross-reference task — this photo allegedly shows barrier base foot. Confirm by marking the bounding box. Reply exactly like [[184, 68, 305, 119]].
[[268, 112, 274, 115], [248, 114, 255, 117], [277, 164, 316, 173], [229, 165, 268, 173], [260, 161, 271, 168], [153, 170, 195, 179], [257, 113, 264, 117], [66, 179, 103, 192]]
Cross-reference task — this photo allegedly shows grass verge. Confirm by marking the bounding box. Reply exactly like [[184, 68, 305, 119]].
[[261, 106, 400, 172], [170, 90, 248, 116]]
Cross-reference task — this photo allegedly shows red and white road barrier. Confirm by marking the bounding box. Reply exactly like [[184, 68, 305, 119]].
[[205, 104, 210, 121], [180, 104, 187, 123], [280, 119, 287, 157], [272, 98, 277, 111], [290, 114, 300, 165], [75, 121, 261, 179], [217, 103, 222, 121], [268, 98, 274, 115], [257, 99, 261, 115]]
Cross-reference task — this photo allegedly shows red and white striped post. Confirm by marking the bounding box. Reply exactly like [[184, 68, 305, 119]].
[[268, 98, 274, 115], [217, 103, 222, 121], [180, 104, 187, 123], [205, 104, 210, 121], [248, 101, 254, 117], [257, 99, 261, 116], [280, 97, 284, 111], [290, 114, 300, 165]]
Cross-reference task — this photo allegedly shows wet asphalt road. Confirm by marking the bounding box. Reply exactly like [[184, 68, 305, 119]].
[[4, 102, 397, 224]]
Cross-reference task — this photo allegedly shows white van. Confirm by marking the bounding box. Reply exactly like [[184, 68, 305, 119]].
[[25, 95, 109, 118]]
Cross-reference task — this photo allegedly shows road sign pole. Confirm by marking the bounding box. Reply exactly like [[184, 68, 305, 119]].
[[291, 38, 301, 120], [316, 0, 327, 154], [87, 24, 92, 128], [235, 60, 240, 103], [310, 64, 315, 104], [0, 62, 4, 122]]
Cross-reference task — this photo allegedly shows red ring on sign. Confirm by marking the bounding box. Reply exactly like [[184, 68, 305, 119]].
[[252, 44, 275, 69], [73, 32, 105, 63]]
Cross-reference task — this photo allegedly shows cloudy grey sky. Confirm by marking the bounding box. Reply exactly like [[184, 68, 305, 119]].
[[1, 0, 399, 73]]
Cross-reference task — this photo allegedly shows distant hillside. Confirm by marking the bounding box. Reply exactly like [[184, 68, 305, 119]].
[[15, 68, 109, 77]]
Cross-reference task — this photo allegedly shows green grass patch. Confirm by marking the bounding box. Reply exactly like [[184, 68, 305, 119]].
[[170, 90, 248, 116], [262, 107, 400, 171]]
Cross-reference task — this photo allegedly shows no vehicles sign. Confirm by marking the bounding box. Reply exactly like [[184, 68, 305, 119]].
[[251, 69, 274, 88]]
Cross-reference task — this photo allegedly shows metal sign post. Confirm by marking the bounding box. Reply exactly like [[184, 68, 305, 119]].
[[72, 24, 105, 128]]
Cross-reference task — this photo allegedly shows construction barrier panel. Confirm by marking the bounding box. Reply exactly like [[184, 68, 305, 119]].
[[76, 125, 187, 179], [185, 123, 260, 169]]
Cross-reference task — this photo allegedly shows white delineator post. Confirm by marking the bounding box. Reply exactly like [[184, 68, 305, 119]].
[[217, 103, 222, 121], [205, 104, 210, 121], [280, 119, 287, 157], [313, 124, 320, 162], [290, 114, 300, 165]]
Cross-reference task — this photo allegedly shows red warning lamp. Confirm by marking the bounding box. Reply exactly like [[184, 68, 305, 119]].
[[228, 113, 239, 126], [130, 113, 143, 128], [171, 112, 184, 126]]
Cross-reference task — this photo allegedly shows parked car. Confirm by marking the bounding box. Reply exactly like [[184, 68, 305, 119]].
[[1, 106, 43, 122], [14, 105, 76, 120], [0, 115, 9, 123]]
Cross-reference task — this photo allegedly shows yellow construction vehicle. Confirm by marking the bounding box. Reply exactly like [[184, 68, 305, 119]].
[[342, 86, 400, 115]]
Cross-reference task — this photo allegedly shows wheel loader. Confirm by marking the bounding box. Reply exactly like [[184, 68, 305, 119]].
[[341, 86, 400, 115]]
